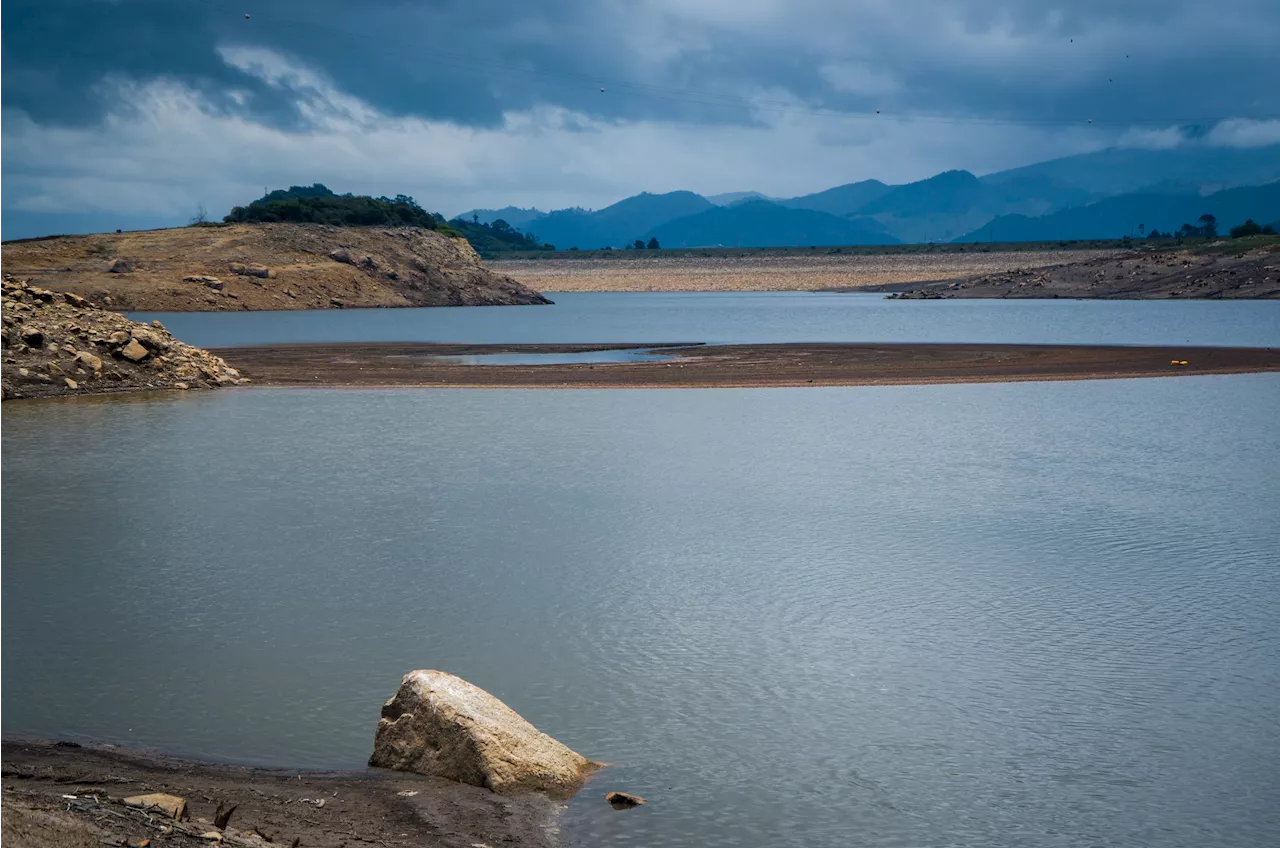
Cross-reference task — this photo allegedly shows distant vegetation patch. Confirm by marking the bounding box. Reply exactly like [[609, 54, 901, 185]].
[[447, 216, 555, 254], [1229, 219, 1277, 238], [225, 184, 455, 232]]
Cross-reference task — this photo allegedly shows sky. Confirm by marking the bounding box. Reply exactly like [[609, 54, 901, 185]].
[[3, 0, 1280, 238]]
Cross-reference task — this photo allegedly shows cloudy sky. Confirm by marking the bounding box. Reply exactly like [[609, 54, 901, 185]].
[[3, 0, 1279, 237]]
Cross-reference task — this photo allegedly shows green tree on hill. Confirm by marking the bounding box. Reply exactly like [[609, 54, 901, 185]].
[[224, 184, 444, 229], [647, 237, 660, 249], [446, 216, 555, 254]]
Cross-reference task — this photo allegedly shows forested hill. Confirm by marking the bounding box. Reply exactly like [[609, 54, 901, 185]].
[[224, 184, 449, 229]]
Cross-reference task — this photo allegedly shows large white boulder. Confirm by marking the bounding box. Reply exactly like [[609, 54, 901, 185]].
[[369, 670, 598, 797]]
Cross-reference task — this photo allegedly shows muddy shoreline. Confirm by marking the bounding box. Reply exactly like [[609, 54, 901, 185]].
[[1, 739, 565, 848], [213, 342, 1280, 389]]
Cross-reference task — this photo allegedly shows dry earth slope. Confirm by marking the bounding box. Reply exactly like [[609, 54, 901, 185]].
[[1, 223, 551, 311]]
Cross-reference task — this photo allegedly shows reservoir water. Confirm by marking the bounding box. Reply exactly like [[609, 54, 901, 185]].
[[4, 373, 1279, 847], [130, 291, 1280, 348]]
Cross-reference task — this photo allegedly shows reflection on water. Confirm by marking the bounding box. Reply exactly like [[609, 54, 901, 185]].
[[4, 375, 1280, 848], [424, 348, 679, 365]]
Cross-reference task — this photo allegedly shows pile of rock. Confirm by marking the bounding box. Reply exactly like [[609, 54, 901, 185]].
[[2, 274, 249, 401]]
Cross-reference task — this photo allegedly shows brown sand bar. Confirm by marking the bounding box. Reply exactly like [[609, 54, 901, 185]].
[[215, 342, 1280, 389], [2, 740, 561, 848], [488, 250, 1122, 292]]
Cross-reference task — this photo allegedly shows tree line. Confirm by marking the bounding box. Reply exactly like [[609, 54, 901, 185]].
[[1142, 214, 1275, 240], [224, 184, 448, 229]]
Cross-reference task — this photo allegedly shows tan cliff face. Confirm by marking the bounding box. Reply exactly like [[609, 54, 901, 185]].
[[0, 223, 551, 312]]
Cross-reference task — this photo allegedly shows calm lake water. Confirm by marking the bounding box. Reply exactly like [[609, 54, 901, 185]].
[[130, 291, 1280, 348], [4, 374, 1279, 848]]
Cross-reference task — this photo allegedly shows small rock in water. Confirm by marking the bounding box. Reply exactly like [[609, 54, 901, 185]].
[[369, 669, 598, 796], [605, 792, 647, 809]]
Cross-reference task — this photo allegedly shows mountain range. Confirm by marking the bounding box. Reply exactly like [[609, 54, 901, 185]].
[[456, 143, 1280, 249]]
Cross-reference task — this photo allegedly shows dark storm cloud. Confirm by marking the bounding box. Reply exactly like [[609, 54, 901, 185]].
[[6, 0, 1277, 132], [3, 0, 1279, 239]]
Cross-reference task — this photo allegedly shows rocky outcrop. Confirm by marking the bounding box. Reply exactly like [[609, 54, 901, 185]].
[[1, 275, 248, 401], [369, 670, 598, 798], [1, 223, 552, 312]]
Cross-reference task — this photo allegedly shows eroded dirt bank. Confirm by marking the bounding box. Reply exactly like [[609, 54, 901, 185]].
[[215, 342, 1280, 389], [1, 740, 563, 848], [869, 244, 1280, 299], [1, 224, 551, 311]]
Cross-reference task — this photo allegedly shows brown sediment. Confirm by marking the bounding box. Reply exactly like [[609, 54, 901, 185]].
[[1, 740, 562, 848], [214, 342, 1280, 389]]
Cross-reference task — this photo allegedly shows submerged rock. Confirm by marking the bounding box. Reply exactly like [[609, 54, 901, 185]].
[[369, 670, 598, 797], [605, 792, 647, 809]]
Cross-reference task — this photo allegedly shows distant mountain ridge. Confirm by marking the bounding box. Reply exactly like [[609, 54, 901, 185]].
[[778, 180, 891, 216], [958, 181, 1280, 243], [648, 200, 897, 248], [453, 143, 1280, 250]]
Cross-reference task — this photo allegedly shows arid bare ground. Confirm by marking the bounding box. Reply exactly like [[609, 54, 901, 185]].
[[1, 224, 549, 311], [874, 244, 1280, 299], [489, 250, 1122, 292], [1, 740, 562, 848], [217, 342, 1280, 389]]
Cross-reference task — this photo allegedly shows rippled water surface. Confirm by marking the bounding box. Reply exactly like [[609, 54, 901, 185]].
[[131, 291, 1280, 348], [4, 375, 1279, 847]]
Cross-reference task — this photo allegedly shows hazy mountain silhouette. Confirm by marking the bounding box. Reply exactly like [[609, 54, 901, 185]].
[[707, 191, 778, 206], [646, 199, 898, 248], [780, 180, 892, 216], [982, 144, 1280, 195], [452, 143, 1280, 249], [530, 191, 714, 249], [455, 206, 547, 230], [842, 169, 1097, 242], [957, 181, 1280, 242]]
